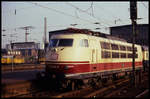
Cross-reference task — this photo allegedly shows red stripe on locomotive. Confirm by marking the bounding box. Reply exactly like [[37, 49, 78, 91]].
[[46, 61, 142, 74]]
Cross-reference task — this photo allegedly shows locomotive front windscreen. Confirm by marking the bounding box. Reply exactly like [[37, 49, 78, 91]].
[[49, 39, 73, 47]]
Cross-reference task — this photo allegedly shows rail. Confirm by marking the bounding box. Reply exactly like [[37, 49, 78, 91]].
[[51, 78, 129, 98], [136, 89, 149, 98], [2, 64, 45, 72], [2, 71, 148, 98]]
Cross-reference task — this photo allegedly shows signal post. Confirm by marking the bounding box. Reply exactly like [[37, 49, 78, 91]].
[[130, 1, 137, 87]]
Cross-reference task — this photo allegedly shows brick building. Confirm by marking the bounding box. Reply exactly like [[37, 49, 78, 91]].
[[110, 24, 149, 46], [6, 42, 40, 63]]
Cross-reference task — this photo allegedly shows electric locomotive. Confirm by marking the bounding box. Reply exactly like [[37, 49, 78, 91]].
[[40, 28, 146, 90]]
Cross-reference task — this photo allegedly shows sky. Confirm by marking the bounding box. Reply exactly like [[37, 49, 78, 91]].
[[1, 1, 149, 49]]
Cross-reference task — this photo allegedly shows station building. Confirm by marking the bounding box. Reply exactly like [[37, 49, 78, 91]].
[[6, 42, 40, 63]]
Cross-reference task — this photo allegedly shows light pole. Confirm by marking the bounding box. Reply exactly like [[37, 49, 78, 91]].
[[19, 26, 34, 42]]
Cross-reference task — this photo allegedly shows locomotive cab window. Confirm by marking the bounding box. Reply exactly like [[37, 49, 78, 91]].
[[49, 39, 73, 47], [79, 39, 89, 47], [49, 39, 58, 47], [58, 39, 73, 46]]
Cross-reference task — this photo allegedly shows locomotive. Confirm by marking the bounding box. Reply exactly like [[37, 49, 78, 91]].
[[39, 28, 149, 90]]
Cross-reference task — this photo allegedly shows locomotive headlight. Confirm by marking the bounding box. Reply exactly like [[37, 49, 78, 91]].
[[64, 65, 74, 70]]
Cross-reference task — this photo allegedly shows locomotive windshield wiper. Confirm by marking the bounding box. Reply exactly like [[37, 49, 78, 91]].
[[60, 48, 64, 51], [57, 48, 65, 52], [50, 48, 65, 53]]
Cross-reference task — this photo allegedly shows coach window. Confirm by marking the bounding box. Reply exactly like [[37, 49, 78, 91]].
[[127, 53, 138, 58], [102, 51, 111, 58], [79, 39, 89, 47], [100, 42, 110, 49], [112, 52, 119, 58], [120, 45, 126, 51], [111, 44, 119, 50], [120, 53, 126, 58], [127, 46, 132, 51], [127, 53, 132, 58]]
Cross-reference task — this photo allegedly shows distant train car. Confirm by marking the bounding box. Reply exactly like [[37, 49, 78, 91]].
[[14, 58, 25, 64], [1, 57, 7, 64], [1, 55, 13, 64], [1, 55, 25, 64], [1, 55, 45, 64]]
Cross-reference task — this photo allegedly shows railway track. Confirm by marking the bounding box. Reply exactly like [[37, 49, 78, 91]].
[[2, 64, 45, 72], [103, 78, 148, 97], [136, 89, 149, 98], [91, 71, 149, 98], [1, 80, 39, 98], [49, 71, 149, 98], [2, 78, 51, 98], [2, 71, 148, 98], [51, 78, 130, 98], [2, 78, 61, 98]]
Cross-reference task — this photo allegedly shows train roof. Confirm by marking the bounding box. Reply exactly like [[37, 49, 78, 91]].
[[50, 32, 141, 47], [49, 28, 127, 42], [49, 29, 143, 48]]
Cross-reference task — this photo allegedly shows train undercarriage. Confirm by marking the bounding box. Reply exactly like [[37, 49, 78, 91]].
[[36, 67, 143, 91]]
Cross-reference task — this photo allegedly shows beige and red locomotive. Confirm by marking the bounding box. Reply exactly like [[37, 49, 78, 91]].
[[42, 28, 147, 89], [45, 33, 143, 76]]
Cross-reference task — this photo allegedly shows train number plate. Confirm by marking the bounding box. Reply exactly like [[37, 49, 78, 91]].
[[50, 53, 58, 60]]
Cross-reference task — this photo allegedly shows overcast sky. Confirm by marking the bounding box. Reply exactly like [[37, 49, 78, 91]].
[[1, 1, 149, 49]]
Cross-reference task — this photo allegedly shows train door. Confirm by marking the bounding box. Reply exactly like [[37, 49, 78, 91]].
[[90, 39, 98, 72]]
